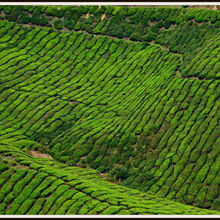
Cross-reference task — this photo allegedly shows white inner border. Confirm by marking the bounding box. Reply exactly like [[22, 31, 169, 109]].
[[0, 214, 220, 218], [0, 2, 219, 5], [0, 1, 219, 218]]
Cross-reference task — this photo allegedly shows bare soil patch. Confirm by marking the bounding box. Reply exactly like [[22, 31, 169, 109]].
[[101, 14, 106, 21], [30, 150, 53, 159]]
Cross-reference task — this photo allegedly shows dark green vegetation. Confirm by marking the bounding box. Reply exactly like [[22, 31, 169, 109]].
[[0, 5, 219, 214]]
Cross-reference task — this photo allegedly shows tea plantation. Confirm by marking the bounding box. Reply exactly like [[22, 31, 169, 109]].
[[0, 5, 219, 215]]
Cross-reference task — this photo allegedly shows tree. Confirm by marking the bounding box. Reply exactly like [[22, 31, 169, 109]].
[[18, 12, 30, 24], [116, 28, 124, 38], [130, 32, 142, 41], [89, 5, 98, 14], [6, 6, 23, 22], [150, 25, 159, 33], [31, 9, 41, 25], [56, 9, 64, 18], [64, 19, 76, 30], [53, 19, 63, 30], [164, 19, 172, 29], [40, 14, 49, 26], [156, 21, 164, 28], [45, 6, 57, 16], [150, 11, 162, 22], [142, 31, 157, 42], [3, 6, 13, 15]]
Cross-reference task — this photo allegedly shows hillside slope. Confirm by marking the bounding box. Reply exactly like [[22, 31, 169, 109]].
[[1, 143, 219, 215], [0, 5, 219, 214]]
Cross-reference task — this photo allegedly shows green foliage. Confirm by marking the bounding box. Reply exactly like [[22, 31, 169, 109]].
[[105, 6, 114, 16], [164, 19, 172, 29], [18, 12, 30, 24], [142, 31, 157, 42], [130, 32, 142, 41], [6, 6, 23, 22], [53, 19, 63, 30], [0, 162, 8, 172], [213, 199, 220, 211], [45, 6, 57, 16], [40, 15, 49, 26], [111, 164, 130, 180], [129, 133, 137, 145], [31, 8, 41, 25], [150, 25, 159, 33], [0, 5, 219, 214], [3, 6, 13, 15]]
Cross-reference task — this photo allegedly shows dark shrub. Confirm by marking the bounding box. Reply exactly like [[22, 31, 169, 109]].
[[142, 42, 150, 48], [124, 24, 133, 37], [89, 6, 98, 14], [111, 164, 130, 180], [150, 25, 159, 33], [6, 6, 23, 22], [156, 21, 164, 28], [4, 6, 13, 14], [64, 19, 76, 30], [40, 14, 49, 26], [82, 5, 90, 14], [56, 9, 64, 18], [130, 32, 142, 41], [150, 11, 162, 22], [18, 12, 30, 24], [214, 21, 220, 28], [127, 7, 137, 16], [164, 19, 172, 29], [142, 32, 157, 42], [74, 21, 82, 31], [31, 9, 41, 25], [53, 19, 63, 30], [45, 6, 57, 16], [115, 28, 124, 38]]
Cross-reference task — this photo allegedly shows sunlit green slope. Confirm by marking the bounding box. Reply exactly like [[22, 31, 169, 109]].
[[0, 5, 219, 213], [0, 144, 219, 215]]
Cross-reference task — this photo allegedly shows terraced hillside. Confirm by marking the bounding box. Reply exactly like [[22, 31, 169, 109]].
[[0, 5, 219, 214], [2, 144, 220, 215], [0, 143, 219, 215]]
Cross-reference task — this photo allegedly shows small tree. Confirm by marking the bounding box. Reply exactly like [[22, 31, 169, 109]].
[[18, 12, 30, 24], [3, 6, 13, 15], [45, 6, 57, 16], [150, 25, 159, 33], [64, 19, 76, 30], [130, 32, 142, 41], [142, 31, 157, 42], [156, 21, 164, 28], [40, 14, 49, 26], [31, 8, 41, 25], [53, 19, 63, 30], [111, 164, 130, 180], [164, 19, 172, 29]]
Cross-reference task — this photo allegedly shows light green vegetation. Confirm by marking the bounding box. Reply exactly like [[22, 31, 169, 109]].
[[0, 5, 219, 214], [0, 145, 219, 215]]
